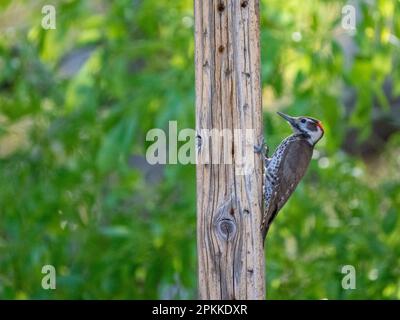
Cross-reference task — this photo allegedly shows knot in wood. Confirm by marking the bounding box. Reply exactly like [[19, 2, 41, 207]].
[[218, 218, 236, 240]]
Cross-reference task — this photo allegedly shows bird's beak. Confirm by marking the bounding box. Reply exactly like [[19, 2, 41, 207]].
[[277, 112, 296, 127]]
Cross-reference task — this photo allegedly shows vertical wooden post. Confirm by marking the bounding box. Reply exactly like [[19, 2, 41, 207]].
[[195, 0, 265, 299]]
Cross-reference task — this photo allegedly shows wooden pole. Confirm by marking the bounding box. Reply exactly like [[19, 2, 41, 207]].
[[195, 0, 265, 299]]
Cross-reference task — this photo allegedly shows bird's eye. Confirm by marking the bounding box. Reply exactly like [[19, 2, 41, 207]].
[[301, 119, 306, 123]]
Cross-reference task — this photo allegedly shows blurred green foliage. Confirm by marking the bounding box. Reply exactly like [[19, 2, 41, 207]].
[[0, 0, 399, 299]]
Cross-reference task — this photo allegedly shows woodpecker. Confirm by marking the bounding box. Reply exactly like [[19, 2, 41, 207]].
[[256, 112, 324, 239]]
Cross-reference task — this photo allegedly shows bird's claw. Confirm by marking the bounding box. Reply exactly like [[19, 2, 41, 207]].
[[254, 136, 269, 158], [253, 144, 264, 154], [254, 136, 264, 154]]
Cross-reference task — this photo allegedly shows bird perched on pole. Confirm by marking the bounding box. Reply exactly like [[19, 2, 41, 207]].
[[255, 112, 324, 240]]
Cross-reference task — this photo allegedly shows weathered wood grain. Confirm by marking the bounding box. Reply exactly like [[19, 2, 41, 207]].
[[195, 0, 265, 300]]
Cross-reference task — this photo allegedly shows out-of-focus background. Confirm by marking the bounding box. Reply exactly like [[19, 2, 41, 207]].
[[0, 0, 399, 299]]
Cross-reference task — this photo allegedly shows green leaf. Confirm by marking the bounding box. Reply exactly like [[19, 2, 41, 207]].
[[99, 226, 131, 238], [96, 118, 136, 173], [382, 208, 397, 235]]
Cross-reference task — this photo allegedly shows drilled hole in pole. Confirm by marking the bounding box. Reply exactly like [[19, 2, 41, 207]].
[[196, 134, 202, 150]]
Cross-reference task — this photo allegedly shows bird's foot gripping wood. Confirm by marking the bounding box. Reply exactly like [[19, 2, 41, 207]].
[[253, 136, 269, 162]]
